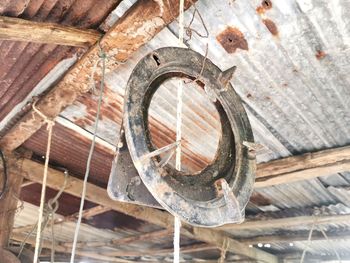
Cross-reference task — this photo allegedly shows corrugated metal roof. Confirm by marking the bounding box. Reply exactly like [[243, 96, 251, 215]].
[[2, 0, 350, 259]]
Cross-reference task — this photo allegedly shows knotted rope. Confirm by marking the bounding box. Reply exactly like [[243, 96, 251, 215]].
[[32, 101, 55, 263]]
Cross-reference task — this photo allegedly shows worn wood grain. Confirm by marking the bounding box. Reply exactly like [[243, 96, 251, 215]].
[[219, 213, 350, 231], [0, 16, 100, 47], [0, 154, 23, 247], [255, 145, 350, 188]]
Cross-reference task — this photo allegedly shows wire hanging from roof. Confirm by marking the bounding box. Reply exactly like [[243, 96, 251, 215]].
[[70, 43, 107, 263]]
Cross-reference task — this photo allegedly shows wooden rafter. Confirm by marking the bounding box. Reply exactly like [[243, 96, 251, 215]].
[[240, 231, 350, 245], [0, 16, 100, 47], [18, 158, 278, 263], [67, 205, 111, 220], [256, 144, 350, 187], [219, 213, 350, 231], [0, 154, 24, 246]]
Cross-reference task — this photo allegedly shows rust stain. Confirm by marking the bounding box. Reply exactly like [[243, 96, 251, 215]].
[[250, 191, 271, 206], [256, 0, 272, 14], [315, 50, 326, 60], [216, 27, 248, 54], [262, 0, 272, 10], [263, 19, 278, 36], [256, 6, 265, 14], [22, 123, 114, 187], [74, 86, 124, 128]]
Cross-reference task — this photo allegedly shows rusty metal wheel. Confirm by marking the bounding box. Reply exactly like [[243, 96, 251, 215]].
[[124, 47, 255, 227]]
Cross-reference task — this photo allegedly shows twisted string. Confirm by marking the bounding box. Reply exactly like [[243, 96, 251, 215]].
[[70, 44, 107, 263], [32, 101, 55, 263], [18, 170, 68, 262], [218, 238, 229, 263]]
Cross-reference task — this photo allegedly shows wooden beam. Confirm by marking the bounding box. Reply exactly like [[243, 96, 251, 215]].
[[255, 145, 350, 188], [0, 153, 24, 247], [240, 231, 350, 245], [0, 16, 100, 47], [18, 158, 278, 263], [0, 0, 196, 152], [219, 213, 350, 231], [68, 205, 111, 220]]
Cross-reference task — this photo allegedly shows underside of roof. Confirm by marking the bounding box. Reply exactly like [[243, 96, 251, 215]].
[[0, 0, 349, 262]]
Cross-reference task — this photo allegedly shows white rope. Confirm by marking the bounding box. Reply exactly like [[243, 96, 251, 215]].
[[300, 217, 316, 263], [319, 228, 342, 262], [70, 50, 106, 263], [32, 102, 55, 263], [218, 238, 229, 263], [174, 216, 182, 263], [174, 1, 185, 262]]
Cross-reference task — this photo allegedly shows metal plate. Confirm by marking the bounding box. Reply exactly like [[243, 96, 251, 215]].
[[107, 128, 160, 208]]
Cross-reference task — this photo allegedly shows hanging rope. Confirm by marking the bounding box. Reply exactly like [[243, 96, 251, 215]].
[[18, 169, 68, 262], [218, 238, 229, 263], [299, 217, 316, 263], [70, 46, 107, 263], [173, 1, 185, 262], [32, 101, 55, 263], [319, 228, 342, 262]]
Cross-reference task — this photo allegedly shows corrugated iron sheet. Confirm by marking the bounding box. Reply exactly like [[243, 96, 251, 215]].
[[2, 0, 350, 258], [22, 122, 114, 186]]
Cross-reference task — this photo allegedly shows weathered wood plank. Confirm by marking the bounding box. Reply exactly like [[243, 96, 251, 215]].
[[0, 0, 195, 152], [240, 231, 350, 245], [0, 154, 23, 247], [18, 158, 278, 263], [255, 145, 350, 188], [0, 16, 100, 47], [219, 213, 350, 231], [68, 205, 111, 220]]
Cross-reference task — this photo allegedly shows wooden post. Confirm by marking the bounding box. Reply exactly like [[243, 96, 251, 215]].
[[0, 153, 24, 247]]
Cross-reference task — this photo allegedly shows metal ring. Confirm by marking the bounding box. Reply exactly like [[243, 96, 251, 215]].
[[124, 47, 255, 227]]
